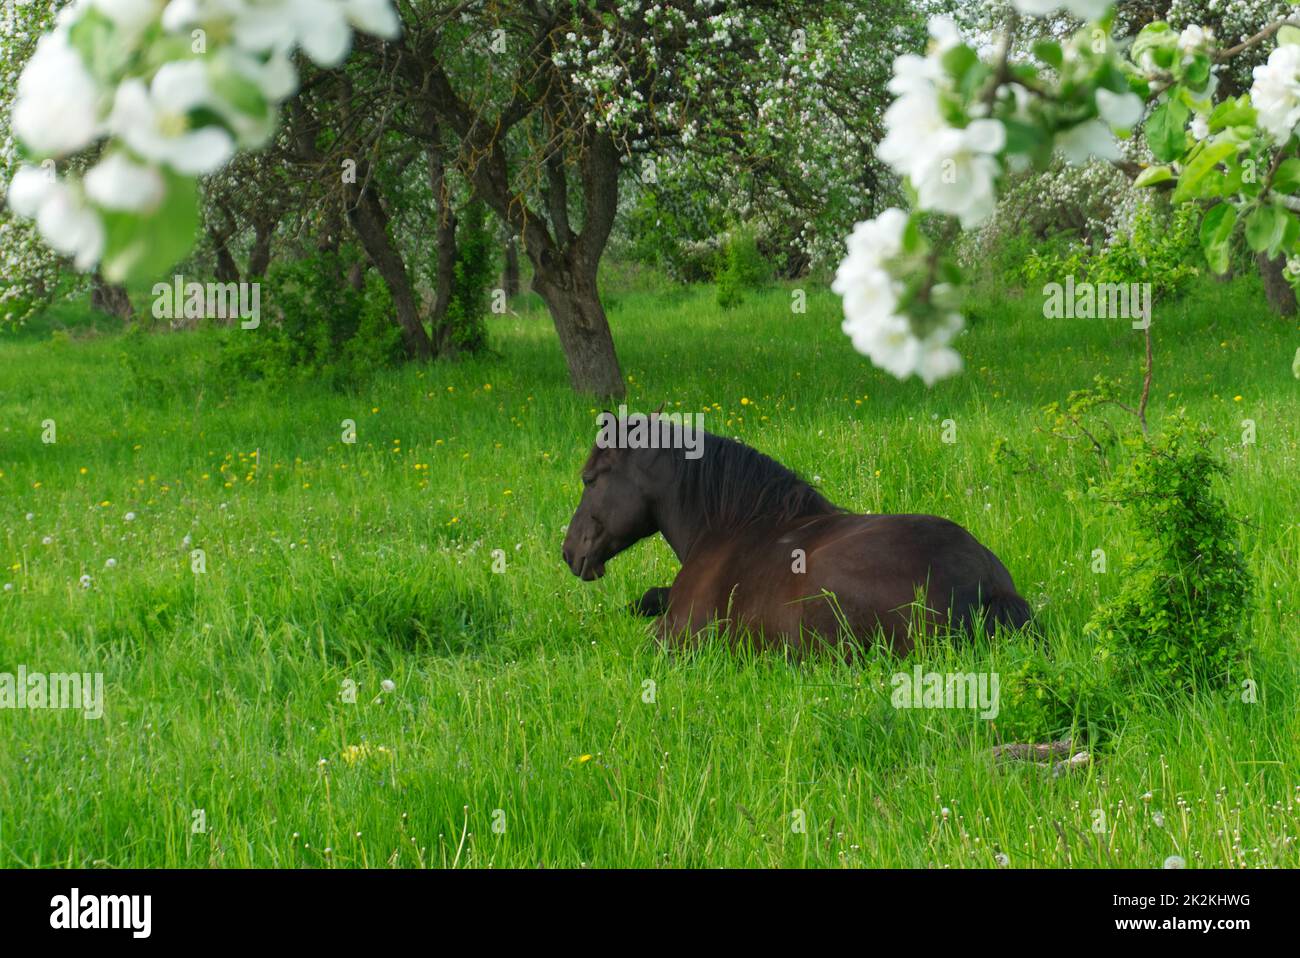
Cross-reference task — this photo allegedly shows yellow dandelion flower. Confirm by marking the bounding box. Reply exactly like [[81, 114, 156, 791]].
[[341, 744, 371, 766]]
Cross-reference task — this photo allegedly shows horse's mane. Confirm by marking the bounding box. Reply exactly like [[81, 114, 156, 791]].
[[668, 430, 841, 531]]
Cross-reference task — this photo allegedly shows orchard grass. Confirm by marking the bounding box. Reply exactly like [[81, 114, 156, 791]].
[[0, 272, 1297, 868]]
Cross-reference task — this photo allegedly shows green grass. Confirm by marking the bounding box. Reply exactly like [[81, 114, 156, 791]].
[[0, 274, 1297, 867]]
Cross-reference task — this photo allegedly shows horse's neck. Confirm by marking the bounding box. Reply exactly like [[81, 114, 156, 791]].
[[655, 495, 702, 564], [655, 493, 782, 565]]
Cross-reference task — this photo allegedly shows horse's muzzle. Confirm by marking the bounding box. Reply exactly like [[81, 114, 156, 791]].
[[563, 545, 606, 580]]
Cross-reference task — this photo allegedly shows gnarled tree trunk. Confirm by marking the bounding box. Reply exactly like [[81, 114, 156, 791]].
[[426, 127, 460, 355], [530, 250, 624, 397], [91, 274, 133, 320], [209, 203, 240, 284], [1256, 252, 1297, 316], [347, 180, 433, 360], [248, 216, 276, 280]]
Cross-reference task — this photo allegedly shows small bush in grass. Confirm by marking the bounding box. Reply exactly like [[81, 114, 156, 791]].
[[1087, 417, 1252, 691], [217, 247, 402, 389], [1017, 203, 1200, 299], [993, 645, 1127, 748], [436, 202, 493, 354], [716, 226, 769, 309]]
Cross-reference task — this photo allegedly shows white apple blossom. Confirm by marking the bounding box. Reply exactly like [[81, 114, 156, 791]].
[[1095, 88, 1143, 130], [1055, 118, 1121, 164], [231, 0, 401, 67], [1189, 113, 1210, 141], [7, 168, 105, 270], [1012, 0, 1113, 20], [1251, 42, 1300, 143], [84, 153, 166, 211], [6, 0, 402, 279], [107, 62, 236, 174], [1178, 25, 1211, 56], [833, 208, 964, 386], [11, 31, 103, 158], [92, 0, 165, 35], [878, 27, 1006, 229], [912, 121, 1006, 228]]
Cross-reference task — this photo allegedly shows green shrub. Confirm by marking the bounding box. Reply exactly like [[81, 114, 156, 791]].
[[994, 647, 1122, 747], [1018, 202, 1201, 298], [716, 226, 769, 309], [437, 202, 493, 354], [1087, 417, 1252, 690], [216, 247, 402, 389]]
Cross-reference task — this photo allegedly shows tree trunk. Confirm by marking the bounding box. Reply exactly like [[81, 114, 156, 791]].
[[427, 133, 459, 353], [209, 204, 240, 284], [248, 219, 275, 279], [1256, 252, 1297, 316], [211, 234, 240, 284], [503, 236, 519, 299], [347, 260, 366, 291], [347, 184, 433, 360], [531, 255, 625, 399], [91, 275, 133, 320]]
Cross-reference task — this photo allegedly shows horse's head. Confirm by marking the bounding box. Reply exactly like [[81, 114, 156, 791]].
[[562, 419, 664, 581]]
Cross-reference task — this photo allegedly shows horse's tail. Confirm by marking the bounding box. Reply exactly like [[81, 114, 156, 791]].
[[953, 587, 1035, 637], [983, 592, 1034, 633]]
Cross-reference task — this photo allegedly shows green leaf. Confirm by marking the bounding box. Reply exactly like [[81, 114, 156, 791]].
[[1243, 204, 1297, 257], [1146, 100, 1189, 162], [1001, 117, 1048, 156], [1279, 25, 1300, 47], [941, 44, 978, 83], [1198, 203, 1237, 274], [1033, 40, 1062, 69], [209, 65, 270, 122], [99, 171, 201, 286], [1273, 157, 1300, 194], [1208, 96, 1256, 132], [1171, 138, 1239, 203], [1181, 53, 1210, 92], [1133, 165, 1173, 188]]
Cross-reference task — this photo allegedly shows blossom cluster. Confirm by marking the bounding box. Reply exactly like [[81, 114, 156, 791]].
[[4, 0, 400, 283], [836, 2, 1159, 386]]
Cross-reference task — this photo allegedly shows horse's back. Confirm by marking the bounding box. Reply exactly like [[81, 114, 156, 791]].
[[665, 510, 1031, 654]]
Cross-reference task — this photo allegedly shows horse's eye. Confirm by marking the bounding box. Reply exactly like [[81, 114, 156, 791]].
[[581, 475, 593, 487]]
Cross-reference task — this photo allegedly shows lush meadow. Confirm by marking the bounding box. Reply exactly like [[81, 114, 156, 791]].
[[1, 275, 1297, 867]]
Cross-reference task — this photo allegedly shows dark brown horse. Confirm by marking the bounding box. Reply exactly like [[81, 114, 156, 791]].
[[562, 418, 1032, 656]]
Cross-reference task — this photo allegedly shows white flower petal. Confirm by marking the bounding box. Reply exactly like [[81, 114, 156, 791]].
[[1096, 88, 1143, 129], [35, 183, 105, 270], [7, 166, 58, 219], [297, 2, 352, 66], [346, 0, 400, 39], [1055, 119, 1120, 165], [13, 32, 102, 156], [92, 0, 161, 34], [167, 127, 236, 173], [84, 154, 165, 211], [151, 60, 213, 114]]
